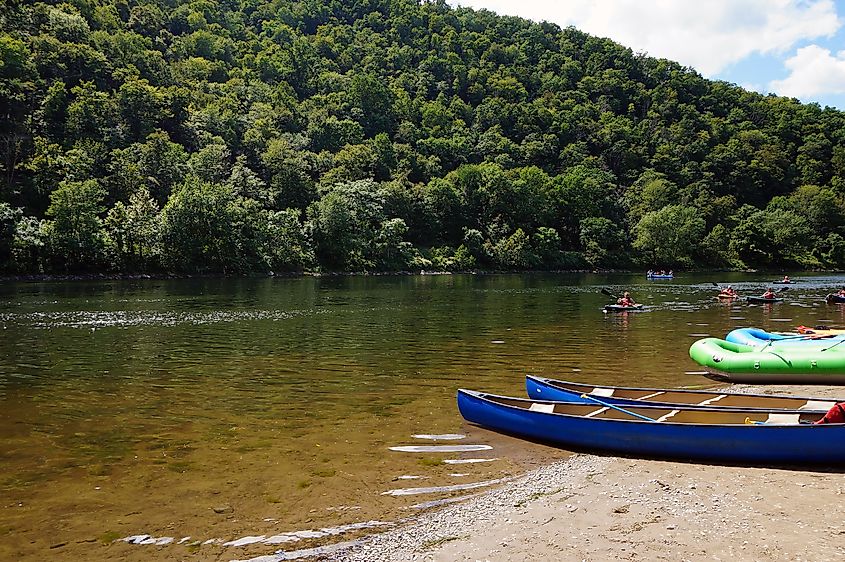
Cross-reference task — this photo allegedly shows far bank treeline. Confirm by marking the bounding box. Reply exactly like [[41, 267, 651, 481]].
[[2, 0, 845, 275]]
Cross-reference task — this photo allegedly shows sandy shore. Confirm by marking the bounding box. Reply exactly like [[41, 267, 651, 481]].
[[327, 384, 845, 562]]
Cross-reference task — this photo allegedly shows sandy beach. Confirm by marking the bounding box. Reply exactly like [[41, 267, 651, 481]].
[[328, 384, 845, 562]]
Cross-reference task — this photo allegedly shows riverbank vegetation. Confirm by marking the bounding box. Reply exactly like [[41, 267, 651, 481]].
[[2, 0, 845, 274]]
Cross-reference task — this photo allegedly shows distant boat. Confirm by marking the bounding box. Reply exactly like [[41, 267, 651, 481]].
[[646, 273, 673, 279], [457, 389, 845, 465], [524, 375, 839, 412]]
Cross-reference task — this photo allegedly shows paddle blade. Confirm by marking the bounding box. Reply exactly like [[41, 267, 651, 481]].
[[600, 288, 617, 298], [710, 282, 721, 287], [778, 286, 789, 293]]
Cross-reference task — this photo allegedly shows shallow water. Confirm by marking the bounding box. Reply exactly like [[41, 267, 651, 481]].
[[1, 272, 844, 561]]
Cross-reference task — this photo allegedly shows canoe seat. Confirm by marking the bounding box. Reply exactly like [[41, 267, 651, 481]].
[[656, 410, 679, 422], [765, 413, 801, 425], [801, 400, 836, 410], [590, 388, 614, 397], [529, 403, 555, 413], [696, 394, 727, 406]]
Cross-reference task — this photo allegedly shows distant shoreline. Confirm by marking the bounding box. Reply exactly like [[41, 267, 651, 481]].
[[2, 268, 840, 284]]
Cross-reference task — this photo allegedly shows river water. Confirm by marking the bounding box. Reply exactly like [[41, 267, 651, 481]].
[[1, 272, 843, 561]]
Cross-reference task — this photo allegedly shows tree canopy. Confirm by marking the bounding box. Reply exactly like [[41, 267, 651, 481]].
[[2, 0, 844, 274]]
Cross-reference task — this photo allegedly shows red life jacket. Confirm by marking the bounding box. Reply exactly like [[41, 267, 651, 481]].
[[814, 403, 845, 424]]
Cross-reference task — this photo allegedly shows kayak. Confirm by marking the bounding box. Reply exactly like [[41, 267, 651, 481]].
[[689, 337, 845, 384], [746, 296, 783, 304], [603, 304, 643, 313], [826, 294, 845, 304], [772, 280, 794, 285], [457, 389, 845, 465], [524, 375, 838, 411], [725, 327, 845, 350], [646, 274, 673, 279], [797, 325, 845, 335]]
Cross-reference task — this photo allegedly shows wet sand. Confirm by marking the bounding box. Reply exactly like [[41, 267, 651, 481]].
[[331, 384, 845, 562]]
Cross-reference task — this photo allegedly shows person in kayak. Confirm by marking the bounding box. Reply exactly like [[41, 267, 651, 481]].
[[762, 288, 776, 299], [617, 292, 636, 306], [720, 285, 738, 297], [782, 275, 790, 283]]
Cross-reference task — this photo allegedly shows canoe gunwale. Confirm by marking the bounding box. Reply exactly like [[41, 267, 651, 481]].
[[525, 375, 840, 411]]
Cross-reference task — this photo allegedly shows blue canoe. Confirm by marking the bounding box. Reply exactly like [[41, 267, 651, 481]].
[[827, 294, 845, 304], [524, 375, 839, 412], [725, 327, 845, 349], [646, 274, 673, 279], [457, 390, 845, 465]]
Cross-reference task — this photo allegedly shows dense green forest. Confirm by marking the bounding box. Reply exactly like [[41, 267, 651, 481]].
[[2, 0, 845, 274]]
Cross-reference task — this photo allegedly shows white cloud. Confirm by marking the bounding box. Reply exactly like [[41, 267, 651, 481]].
[[769, 45, 845, 98], [452, 0, 841, 76]]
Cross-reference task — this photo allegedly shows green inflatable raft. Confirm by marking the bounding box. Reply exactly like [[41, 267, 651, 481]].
[[689, 338, 845, 384]]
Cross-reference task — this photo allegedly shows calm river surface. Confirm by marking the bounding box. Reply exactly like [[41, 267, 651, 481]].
[[1, 272, 844, 561]]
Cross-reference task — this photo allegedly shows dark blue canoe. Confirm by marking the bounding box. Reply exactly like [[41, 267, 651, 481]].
[[827, 294, 845, 304], [457, 389, 845, 465], [524, 375, 838, 412]]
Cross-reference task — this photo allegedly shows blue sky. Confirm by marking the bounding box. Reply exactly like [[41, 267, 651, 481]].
[[453, 0, 845, 109]]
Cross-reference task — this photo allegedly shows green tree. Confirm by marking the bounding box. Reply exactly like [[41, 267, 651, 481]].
[[105, 186, 160, 270], [633, 205, 705, 267], [579, 217, 627, 267], [43, 179, 108, 271], [159, 177, 251, 273]]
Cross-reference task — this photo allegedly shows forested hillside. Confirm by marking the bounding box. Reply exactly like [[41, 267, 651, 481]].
[[2, 0, 845, 274]]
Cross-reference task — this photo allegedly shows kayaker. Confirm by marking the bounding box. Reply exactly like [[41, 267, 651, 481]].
[[720, 285, 737, 297], [762, 288, 776, 299], [617, 291, 636, 306], [782, 275, 790, 283], [839, 287, 845, 296]]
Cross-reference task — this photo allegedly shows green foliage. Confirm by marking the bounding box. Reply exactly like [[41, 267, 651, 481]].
[[105, 186, 160, 270], [579, 217, 626, 268], [3, 0, 845, 274], [633, 205, 705, 268], [43, 179, 108, 271], [489, 228, 536, 269], [159, 177, 250, 273], [260, 209, 313, 272], [0, 202, 22, 268]]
